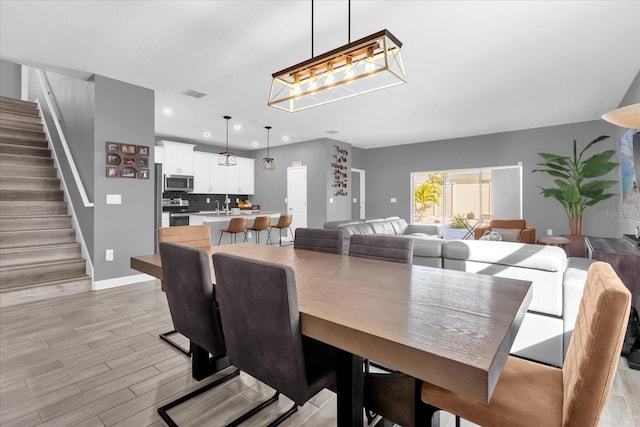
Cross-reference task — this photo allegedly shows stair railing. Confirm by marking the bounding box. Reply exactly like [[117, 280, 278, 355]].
[[36, 68, 94, 207]]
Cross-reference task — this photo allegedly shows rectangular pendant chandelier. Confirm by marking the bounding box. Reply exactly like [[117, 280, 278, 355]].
[[268, 29, 407, 112]]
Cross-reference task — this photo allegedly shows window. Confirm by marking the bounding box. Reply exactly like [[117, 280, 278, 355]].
[[411, 164, 522, 240]]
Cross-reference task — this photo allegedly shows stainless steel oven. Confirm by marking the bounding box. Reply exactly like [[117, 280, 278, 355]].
[[164, 175, 194, 192], [169, 212, 190, 226]]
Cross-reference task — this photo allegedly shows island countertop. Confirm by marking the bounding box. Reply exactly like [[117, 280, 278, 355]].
[[191, 211, 281, 224]]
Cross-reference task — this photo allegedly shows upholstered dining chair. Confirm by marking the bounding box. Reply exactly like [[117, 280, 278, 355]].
[[268, 214, 293, 246], [349, 234, 415, 264], [294, 227, 344, 254], [213, 252, 337, 426], [365, 261, 631, 427], [218, 217, 248, 245], [157, 242, 240, 427], [157, 225, 212, 355], [246, 215, 271, 244]]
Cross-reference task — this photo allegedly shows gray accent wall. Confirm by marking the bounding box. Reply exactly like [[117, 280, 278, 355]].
[[363, 119, 621, 238], [252, 138, 351, 228], [491, 167, 521, 219], [94, 75, 155, 281], [0, 59, 21, 99]]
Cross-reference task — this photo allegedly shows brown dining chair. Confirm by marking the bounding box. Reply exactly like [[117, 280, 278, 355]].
[[157, 242, 239, 426], [246, 215, 271, 244], [218, 217, 248, 245], [268, 214, 293, 246], [157, 225, 212, 355], [213, 252, 337, 426], [294, 228, 344, 254], [365, 262, 632, 427]]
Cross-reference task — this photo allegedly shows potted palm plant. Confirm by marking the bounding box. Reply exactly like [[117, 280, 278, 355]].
[[533, 135, 618, 253]]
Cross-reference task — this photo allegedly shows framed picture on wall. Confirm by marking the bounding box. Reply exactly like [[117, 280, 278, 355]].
[[106, 166, 118, 177], [105, 141, 150, 180]]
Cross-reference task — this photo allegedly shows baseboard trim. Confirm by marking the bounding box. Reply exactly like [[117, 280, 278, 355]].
[[93, 273, 156, 291]]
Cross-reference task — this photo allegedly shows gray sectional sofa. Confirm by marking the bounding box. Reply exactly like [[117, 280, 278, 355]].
[[323, 218, 595, 367]]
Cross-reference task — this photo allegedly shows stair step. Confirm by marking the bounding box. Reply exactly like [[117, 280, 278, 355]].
[[0, 100, 39, 117], [0, 136, 48, 149], [0, 189, 64, 202], [0, 176, 60, 191], [0, 228, 76, 249], [0, 164, 57, 178], [0, 258, 87, 288], [0, 96, 38, 111], [0, 142, 51, 158], [0, 118, 43, 132], [0, 126, 46, 141], [0, 111, 42, 126], [0, 275, 92, 308], [0, 243, 81, 267], [0, 215, 71, 232], [0, 201, 68, 216], [0, 153, 53, 167]]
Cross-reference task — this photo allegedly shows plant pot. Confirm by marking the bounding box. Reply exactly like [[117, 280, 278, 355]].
[[560, 234, 587, 258]]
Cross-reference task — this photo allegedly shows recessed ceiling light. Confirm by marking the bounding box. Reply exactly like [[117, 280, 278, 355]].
[[203, 132, 211, 137], [233, 124, 242, 130], [251, 141, 259, 147], [282, 136, 289, 141], [162, 108, 174, 116]]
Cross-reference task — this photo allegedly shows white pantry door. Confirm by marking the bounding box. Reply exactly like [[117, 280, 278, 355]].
[[286, 166, 307, 240]]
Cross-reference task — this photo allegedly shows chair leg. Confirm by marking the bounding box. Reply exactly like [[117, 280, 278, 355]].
[[159, 329, 191, 356], [266, 228, 273, 245], [157, 367, 240, 427], [218, 232, 224, 245]]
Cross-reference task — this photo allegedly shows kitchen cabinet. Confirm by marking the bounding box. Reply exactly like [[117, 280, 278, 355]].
[[154, 145, 164, 164], [194, 152, 255, 195], [161, 212, 170, 228], [158, 140, 195, 176]]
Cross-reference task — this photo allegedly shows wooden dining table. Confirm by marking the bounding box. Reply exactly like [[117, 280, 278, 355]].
[[131, 243, 532, 426]]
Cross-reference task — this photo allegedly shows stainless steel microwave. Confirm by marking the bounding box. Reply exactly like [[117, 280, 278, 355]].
[[164, 175, 194, 192]]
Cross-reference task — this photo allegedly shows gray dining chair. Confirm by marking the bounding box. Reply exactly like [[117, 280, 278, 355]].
[[349, 234, 414, 263], [294, 227, 344, 254], [157, 242, 240, 426], [213, 252, 337, 426]]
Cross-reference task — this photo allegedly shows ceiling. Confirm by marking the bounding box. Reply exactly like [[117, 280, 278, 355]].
[[1, 1, 639, 151]]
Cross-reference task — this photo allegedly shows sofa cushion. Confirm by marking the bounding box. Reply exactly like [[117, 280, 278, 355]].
[[492, 228, 521, 242], [324, 219, 362, 229], [338, 222, 374, 236], [443, 240, 567, 272], [368, 220, 396, 235], [389, 218, 408, 234]]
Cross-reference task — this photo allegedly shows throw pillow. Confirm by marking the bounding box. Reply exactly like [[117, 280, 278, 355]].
[[492, 228, 521, 242], [479, 230, 502, 241]]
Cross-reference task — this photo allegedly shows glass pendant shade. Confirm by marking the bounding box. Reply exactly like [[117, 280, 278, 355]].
[[219, 115, 236, 166], [262, 125, 275, 170], [268, 30, 406, 112]]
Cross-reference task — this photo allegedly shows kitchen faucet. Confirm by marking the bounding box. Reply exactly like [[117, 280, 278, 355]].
[[213, 200, 220, 213]]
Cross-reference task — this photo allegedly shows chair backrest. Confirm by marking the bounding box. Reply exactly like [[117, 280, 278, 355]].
[[562, 262, 631, 426], [213, 253, 311, 405], [490, 219, 526, 230], [158, 242, 226, 357], [249, 216, 271, 231], [158, 225, 211, 247], [349, 234, 414, 264], [274, 214, 292, 228], [224, 217, 248, 232], [294, 228, 343, 254]]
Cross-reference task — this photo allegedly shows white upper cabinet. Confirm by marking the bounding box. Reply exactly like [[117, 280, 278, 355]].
[[193, 152, 255, 195], [158, 141, 195, 175]]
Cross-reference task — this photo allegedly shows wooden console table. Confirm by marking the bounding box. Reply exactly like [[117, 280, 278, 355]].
[[585, 236, 640, 308]]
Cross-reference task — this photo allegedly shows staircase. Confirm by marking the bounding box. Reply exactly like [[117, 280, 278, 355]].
[[0, 96, 91, 307]]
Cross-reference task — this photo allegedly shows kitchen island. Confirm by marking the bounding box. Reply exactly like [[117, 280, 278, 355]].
[[190, 211, 282, 245]]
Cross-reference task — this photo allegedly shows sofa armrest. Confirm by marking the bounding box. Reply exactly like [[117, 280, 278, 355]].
[[521, 227, 536, 244], [403, 223, 442, 238], [474, 225, 490, 240]]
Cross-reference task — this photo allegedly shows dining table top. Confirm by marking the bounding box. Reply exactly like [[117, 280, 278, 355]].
[[131, 243, 532, 404]]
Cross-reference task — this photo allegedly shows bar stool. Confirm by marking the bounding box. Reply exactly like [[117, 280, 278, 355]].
[[267, 214, 293, 246], [218, 217, 248, 245], [246, 216, 271, 244]]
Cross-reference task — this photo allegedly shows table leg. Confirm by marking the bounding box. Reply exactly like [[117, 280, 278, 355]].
[[336, 349, 364, 427]]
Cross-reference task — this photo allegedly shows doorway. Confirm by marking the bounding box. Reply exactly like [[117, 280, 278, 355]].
[[287, 166, 307, 241], [351, 168, 365, 220]]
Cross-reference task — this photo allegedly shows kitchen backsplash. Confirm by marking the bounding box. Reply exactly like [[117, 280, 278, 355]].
[[163, 192, 250, 211]]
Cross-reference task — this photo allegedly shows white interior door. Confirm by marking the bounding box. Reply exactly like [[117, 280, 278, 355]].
[[287, 166, 307, 240]]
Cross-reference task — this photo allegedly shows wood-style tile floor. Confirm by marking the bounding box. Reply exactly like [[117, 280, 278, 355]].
[[1, 280, 638, 427]]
